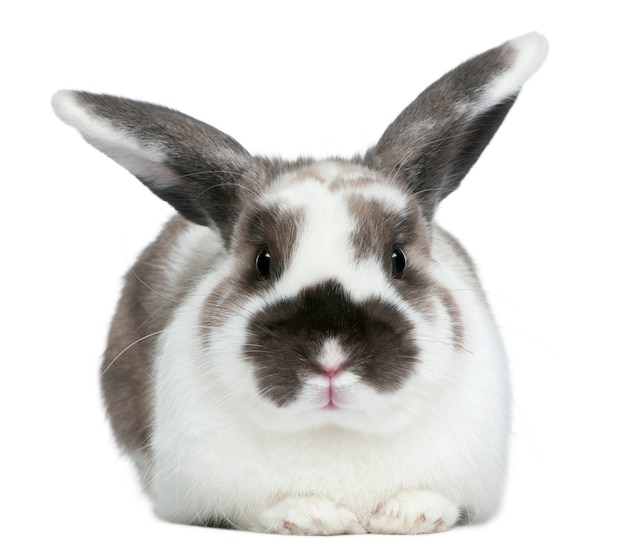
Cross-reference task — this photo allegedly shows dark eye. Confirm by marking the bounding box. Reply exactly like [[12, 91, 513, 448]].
[[391, 248, 406, 279], [256, 248, 271, 279]]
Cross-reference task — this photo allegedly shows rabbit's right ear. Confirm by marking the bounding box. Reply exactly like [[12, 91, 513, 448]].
[[52, 91, 257, 245]]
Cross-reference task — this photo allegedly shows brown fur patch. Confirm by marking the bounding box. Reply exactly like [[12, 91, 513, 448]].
[[347, 191, 464, 348], [346, 192, 435, 320], [101, 216, 196, 453], [327, 172, 377, 192], [200, 203, 304, 338], [245, 280, 418, 405], [238, 204, 304, 281], [347, 194, 427, 263], [432, 280, 465, 350]]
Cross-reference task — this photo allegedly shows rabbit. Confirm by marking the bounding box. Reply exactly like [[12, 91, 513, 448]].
[[52, 32, 548, 535]]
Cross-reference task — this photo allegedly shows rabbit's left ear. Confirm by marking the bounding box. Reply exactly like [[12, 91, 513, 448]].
[[365, 32, 548, 221]]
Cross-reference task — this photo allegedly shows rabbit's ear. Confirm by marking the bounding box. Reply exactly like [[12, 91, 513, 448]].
[[52, 91, 257, 244], [365, 32, 548, 221]]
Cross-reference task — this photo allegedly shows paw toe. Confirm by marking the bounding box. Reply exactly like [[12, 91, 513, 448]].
[[256, 495, 365, 535], [367, 490, 460, 534]]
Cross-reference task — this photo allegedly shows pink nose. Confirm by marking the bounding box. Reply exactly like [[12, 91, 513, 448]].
[[318, 361, 344, 379]]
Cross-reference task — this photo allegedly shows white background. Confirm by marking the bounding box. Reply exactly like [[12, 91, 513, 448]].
[[2, 1, 624, 547]]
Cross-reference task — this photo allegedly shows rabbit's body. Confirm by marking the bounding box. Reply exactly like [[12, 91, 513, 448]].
[[53, 33, 547, 534]]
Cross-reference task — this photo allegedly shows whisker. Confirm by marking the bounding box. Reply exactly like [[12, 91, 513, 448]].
[[102, 330, 167, 375]]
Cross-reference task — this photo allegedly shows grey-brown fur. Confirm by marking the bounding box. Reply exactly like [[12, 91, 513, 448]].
[[101, 216, 192, 452], [346, 194, 427, 263]]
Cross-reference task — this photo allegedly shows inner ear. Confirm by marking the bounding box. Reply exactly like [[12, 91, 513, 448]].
[[364, 33, 548, 221], [447, 96, 517, 183], [52, 90, 261, 245]]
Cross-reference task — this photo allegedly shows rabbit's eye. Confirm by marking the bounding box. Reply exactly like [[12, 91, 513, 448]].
[[391, 248, 406, 279], [256, 249, 271, 279]]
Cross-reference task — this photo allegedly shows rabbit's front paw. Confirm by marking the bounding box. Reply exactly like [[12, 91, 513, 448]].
[[256, 495, 365, 535], [367, 490, 460, 534]]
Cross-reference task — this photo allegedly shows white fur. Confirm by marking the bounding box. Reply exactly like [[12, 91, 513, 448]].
[[146, 162, 510, 530], [256, 495, 365, 534], [262, 164, 408, 302], [483, 32, 549, 107], [52, 90, 179, 190], [164, 222, 222, 288], [367, 489, 460, 534], [452, 32, 548, 119]]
